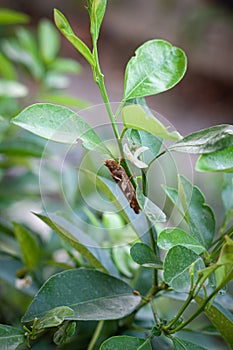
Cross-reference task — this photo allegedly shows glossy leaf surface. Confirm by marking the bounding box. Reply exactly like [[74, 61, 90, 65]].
[[124, 39, 187, 100], [54, 9, 94, 67], [163, 176, 215, 249], [22, 268, 141, 322], [196, 145, 233, 172], [12, 103, 108, 153], [0, 324, 25, 350], [36, 306, 74, 329], [89, 0, 107, 42], [130, 242, 162, 268], [126, 128, 162, 165], [163, 245, 205, 292], [122, 105, 181, 140], [158, 228, 206, 255], [136, 188, 166, 223], [170, 124, 233, 154]]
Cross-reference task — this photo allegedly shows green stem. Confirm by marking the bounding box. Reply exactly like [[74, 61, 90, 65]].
[[163, 273, 204, 332], [164, 292, 193, 331], [114, 99, 125, 120], [165, 275, 230, 335], [120, 127, 127, 143], [141, 169, 158, 286], [150, 300, 161, 326], [92, 41, 120, 141], [92, 40, 137, 187], [87, 320, 104, 350]]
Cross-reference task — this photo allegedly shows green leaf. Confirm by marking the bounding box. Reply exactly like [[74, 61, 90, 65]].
[[44, 72, 69, 89], [136, 188, 166, 223], [100, 335, 152, 350], [80, 168, 148, 238], [39, 93, 89, 108], [16, 27, 38, 57], [222, 173, 233, 215], [0, 254, 37, 296], [126, 128, 162, 165], [0, 324, 25, 349], [214, 236, 233, 287], [0, 8, 30, 24], [122, 105, 181, 140], [11, 103, 109, 153], [53, 321, 76, 346], [36, 306, 74, 329], [170, 124, 233, 154], [89, 0, 107, 42], [0, 138, 45, 158], [112, 246, 138, 278], [158, 228, 206, 255], [38, 19, 60, 64], [2, 39, 44, 79], [164, 176, 215, 249], [0, 79, 28, 98], [35, 212, 110, 273], [13, 222, 40, 270], [179, 176, 215, 248], [130, 242, 162, 268], [196, 145, 233, 172], [0, 52, 17, 80], [22, 268, 141, 322], [124, 39, 187, 100], [54, 9, 94, 67], [163, 245, 205, 292], [195, 296, 233, 349], [172, 336, 208, 350], [49, 58, 82, 74]]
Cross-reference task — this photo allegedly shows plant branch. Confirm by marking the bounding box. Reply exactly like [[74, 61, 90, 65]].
[[87, 320, 104, 350], [165, 274, 231, 334], [141, 168, 158, 286]]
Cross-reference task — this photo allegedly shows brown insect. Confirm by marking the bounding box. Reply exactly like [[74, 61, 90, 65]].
[[104, 159, 140, 214]]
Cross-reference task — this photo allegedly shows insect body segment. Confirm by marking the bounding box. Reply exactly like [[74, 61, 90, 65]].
[[104, 159, 140, 214]]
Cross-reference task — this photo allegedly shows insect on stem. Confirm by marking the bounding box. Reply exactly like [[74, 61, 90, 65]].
[[104, 159, 140, 214]]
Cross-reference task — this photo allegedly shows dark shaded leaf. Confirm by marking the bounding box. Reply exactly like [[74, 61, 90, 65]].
[[13, 222, 40, 270], [100, 335, 152, 350], [195, 296, 233, 349], [22, 268, 141, 322], [172, 336, 207, 350], [130, 242, 162, 268]]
